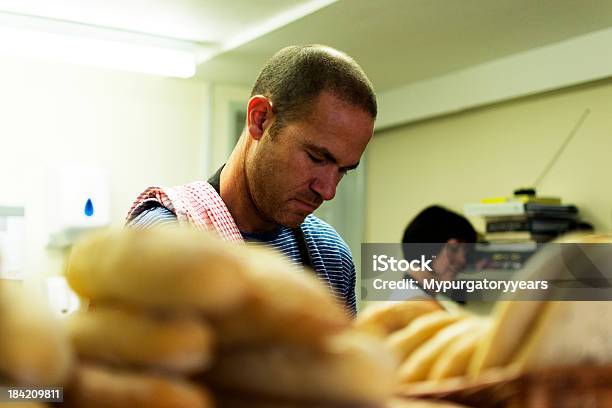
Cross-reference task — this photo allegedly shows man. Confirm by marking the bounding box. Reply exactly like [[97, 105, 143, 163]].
[[126, 45, 377, 315]]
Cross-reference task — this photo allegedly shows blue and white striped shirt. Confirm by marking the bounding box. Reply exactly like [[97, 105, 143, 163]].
[[130, 205, 356, 315]]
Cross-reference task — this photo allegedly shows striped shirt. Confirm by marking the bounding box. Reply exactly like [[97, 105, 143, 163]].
[[129, 204, 357, 315]]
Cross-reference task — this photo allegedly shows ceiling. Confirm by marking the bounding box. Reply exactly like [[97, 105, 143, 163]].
[[0, 0, 313, 43], [2, 0, 612, 92]]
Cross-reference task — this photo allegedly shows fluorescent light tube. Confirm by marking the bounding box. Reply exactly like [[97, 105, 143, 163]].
[[0, 24, 196, 78]]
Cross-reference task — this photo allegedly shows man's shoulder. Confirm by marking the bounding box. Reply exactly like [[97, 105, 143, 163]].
[[301, 215, 352, 255], [301, 214, 340, 236], [128, 204, 177, 228]]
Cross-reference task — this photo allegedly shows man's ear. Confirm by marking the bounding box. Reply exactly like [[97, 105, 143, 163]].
[[247, 95, 274, 141]]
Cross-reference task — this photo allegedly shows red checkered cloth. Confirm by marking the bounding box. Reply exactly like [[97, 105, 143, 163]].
[[125, 181, 244, 243]]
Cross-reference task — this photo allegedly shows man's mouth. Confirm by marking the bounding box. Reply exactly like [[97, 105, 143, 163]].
[[293, 199, 319, 214]]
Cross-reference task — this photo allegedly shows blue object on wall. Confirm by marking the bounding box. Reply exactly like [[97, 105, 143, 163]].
[[84, 198, 94, 217]]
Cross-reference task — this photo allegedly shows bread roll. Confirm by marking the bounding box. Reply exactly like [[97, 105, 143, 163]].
[[208, 332, 397, 403], [513, 301, 612, 370], [212, 395, 467, 408], [65, 364, 212, 408], [210, 245, 350, 347], [66, 228, 248, 314], [386, 311, 463, 362], [355, 300, 442, 337], [67, 305, 213, 373], [398, 319, 480, 383], [428, 320, 490, 380], [387, 398, 470, 407], [471, 233, 612, 377], [0, 284, 72, 385], [468, 301, 544, 377], [212, 391, 371, 408]]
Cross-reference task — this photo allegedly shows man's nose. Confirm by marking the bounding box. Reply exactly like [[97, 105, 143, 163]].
[[311, 170, 339, 201]]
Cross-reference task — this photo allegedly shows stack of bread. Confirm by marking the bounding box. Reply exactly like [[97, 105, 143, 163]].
[[0, 281, 73, 408], [63, 227, 400, 408], [355, 233, 612, 406], [355, 301, 491, 386], [6, 228, 608, 407], [470, 233, 612, 378]]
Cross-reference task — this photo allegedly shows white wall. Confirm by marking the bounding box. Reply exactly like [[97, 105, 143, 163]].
[[208, 84, 250, 173], [366, 77, 612, 242], [0, 54, 210, 278], [376, 26, 612, 131]]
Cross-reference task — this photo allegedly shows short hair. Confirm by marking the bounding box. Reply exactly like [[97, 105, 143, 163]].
[[251, 45, 377, 136], [401, 206, 477, 260]]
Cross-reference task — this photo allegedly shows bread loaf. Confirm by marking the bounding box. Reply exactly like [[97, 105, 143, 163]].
[[68, 305, 213, 373], [0, 284, 72, 385], [66, 228, 248, 314], [210, 244, 350, 347], [65, 364, 212, 408], [208, 332, 397, 404], [355, 300, 442, 337]]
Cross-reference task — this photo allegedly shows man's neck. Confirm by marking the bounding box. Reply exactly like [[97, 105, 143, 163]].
[[219, 144, 277, 234]]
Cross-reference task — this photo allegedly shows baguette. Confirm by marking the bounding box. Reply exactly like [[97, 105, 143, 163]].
[[513, 301, 612, 370], [355, 300, 442, 337], [386, 311, 463, 362], [398, 319, 480, 383], [468, 300, 544, 377], [428, 320, 490, 380], [387, 398, 470, 407]]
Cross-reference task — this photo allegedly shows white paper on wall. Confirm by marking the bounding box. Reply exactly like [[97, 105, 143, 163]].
[[46, 164, 111, 248]]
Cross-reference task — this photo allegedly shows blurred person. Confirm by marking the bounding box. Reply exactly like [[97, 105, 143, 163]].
[[126, 45, 377, 315], [398, 205, 477, 299]]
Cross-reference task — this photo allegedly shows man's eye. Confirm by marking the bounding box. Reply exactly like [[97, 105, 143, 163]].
[[307, 153, 324, 163]]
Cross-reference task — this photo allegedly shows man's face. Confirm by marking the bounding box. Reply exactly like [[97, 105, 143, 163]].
[[245, 91, 374, 228]]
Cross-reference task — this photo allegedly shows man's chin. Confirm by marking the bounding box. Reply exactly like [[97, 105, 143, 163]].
[[276, 212, 308, 229]]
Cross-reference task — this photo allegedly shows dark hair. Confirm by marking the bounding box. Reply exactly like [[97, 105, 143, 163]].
[[401, 206, 477, 260], [251, 45, 377, 137]]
